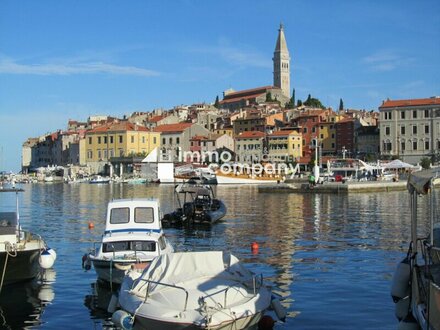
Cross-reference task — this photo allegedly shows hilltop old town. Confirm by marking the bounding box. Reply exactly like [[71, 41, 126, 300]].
[[21, 25, 440, 178]]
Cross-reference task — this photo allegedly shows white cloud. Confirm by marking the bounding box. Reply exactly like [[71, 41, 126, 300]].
[[362, 50, 414, 71], [0, 56, 160, 77]]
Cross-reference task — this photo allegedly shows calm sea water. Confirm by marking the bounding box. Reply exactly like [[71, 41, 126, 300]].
[[0, 183, 435, 329]]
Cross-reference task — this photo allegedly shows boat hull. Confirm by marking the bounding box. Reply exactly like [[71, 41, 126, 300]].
[[90, 258, 150, 284], [0, 248, 42, 285], [133, 312, 264, 330]]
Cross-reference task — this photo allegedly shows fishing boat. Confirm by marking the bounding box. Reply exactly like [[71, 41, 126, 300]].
[[115, 251, 283, 330], [86, 198, 174, 284], [390, 168, 440, 329], [0, 188, 56, 289], [162, 184, 227, 226]]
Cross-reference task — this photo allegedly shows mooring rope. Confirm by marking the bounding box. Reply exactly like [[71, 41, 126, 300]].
[[0, 242, 17, 294]]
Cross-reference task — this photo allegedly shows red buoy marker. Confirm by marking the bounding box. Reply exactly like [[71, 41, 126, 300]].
[[251, 242, 259, 254], [88, 222, 95, 229]]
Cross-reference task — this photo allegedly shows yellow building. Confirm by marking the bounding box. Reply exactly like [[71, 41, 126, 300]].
[[268, 130, 302, 162], [318, 121, 336, 154], [213, 127, 233, 138], [85, 121, 160, 162]]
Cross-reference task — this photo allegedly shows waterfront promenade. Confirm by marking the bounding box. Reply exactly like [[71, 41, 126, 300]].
[[258, 180, 409, 193]]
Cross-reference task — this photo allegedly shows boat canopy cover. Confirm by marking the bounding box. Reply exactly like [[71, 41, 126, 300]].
[[407, 168, 440, 195], [132, 251, 254, 294]]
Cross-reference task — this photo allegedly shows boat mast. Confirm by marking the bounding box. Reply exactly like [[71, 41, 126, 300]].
[[15, 189, 21, 243]]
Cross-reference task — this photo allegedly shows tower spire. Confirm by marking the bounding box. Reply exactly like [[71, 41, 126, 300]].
[[273, 23, 291, 98]]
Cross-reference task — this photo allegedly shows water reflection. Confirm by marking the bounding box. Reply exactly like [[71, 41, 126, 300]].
[[0, 269, 56, 329], [6, 183, 439, 329], [84, 280, 117, 330]]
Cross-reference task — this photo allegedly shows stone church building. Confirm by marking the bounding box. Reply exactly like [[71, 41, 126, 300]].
[[219, 24, 291, 111]]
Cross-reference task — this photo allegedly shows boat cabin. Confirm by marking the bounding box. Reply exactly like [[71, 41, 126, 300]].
[[104, 199, 162, 235]]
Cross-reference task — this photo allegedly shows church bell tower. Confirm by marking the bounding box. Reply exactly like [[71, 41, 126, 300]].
[[273, 23, 291, 98]]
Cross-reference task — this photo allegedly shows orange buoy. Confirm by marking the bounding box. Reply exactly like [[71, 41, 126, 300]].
[[251, 242, 259, 254], [88, 222, 95, 229]]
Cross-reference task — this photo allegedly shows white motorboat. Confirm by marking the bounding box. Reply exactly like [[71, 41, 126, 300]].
[[0, 188, 56, 289], [86, 198, 174, 284], [116, 251, 280, 330], [89, 175, 111, 184], [391, 168, 440, 329]]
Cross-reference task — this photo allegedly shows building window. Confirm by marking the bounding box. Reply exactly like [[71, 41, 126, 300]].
[[331, 143, 335, 148], [413, 110, 417, 119], [401, 111, 405, 119], [169, 137, 172, 144], [401, 141, 405, 151], [413, 126, 417, 134], [109, 149, 114, 157], [98, 136, 101, 144], [110, 136, 113, 144], [153, 137, 157, 144], [303, 127, 307, 133], [162, 138, 165, 145], [385, 127, 390, 135], [119, 148, 124, 156], [331, 133, 335, 138], [320, 134, 324, 139], [98, 150, 101, 159], [104, 136, 107, 144], [87, 150, 92, 159], [131, 136, 135, 143], [177, 137, 180, 144], [425, 110, 430, 118], [88, 137, 92, 144], [425, 140, 430, 150], [141, 136, 145, 143], [425, 125, 430, 134], [119, 135, 123, 143], [104, 150, 108, 159], [413, 139, 418, 150], [384, 112, 392, 120], [312, 127, 316, 133], [401, 126, 406, 135]]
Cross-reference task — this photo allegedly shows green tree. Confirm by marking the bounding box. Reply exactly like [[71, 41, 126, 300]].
[[297, 99, 303, 107], [303, 94, 325, 108], [214, 95, 220, 108], [339, 98, 344, 111], [266, 92, 273, 102], [420, 157, 431, 169]]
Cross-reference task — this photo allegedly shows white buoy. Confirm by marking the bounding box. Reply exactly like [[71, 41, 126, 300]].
[[107, 294, 119, 313], [391, 257, 411, 302], [395, 295, 410, 320], [112, 310, 133, 330], [39, 250, 55, 269], [47, 248, 57, 261], [271, 297, 286, 322]]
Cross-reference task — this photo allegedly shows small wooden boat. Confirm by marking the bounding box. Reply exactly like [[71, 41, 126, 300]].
[[162, 184, 226, 226]]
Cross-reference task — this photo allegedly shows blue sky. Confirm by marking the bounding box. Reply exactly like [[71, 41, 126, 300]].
[[0, 0, 439, 172]]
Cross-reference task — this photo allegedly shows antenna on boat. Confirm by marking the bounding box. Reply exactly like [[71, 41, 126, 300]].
[[15, 188, 21, 243]]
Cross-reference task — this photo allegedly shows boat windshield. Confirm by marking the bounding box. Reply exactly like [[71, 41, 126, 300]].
[[102, 241, 157, 253]]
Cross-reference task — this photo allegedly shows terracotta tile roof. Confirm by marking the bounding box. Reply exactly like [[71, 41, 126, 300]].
[[268, 130, 298, 137], [219, 93, 266, 104], [88, 121, 148, 133], [148, 115, 165, 123], [224, 86, 274, 98], [236, 131, 266, 139], [153, 123, 192, 133], [380, 97, 440, 108], [335, 118, 355, 124]]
